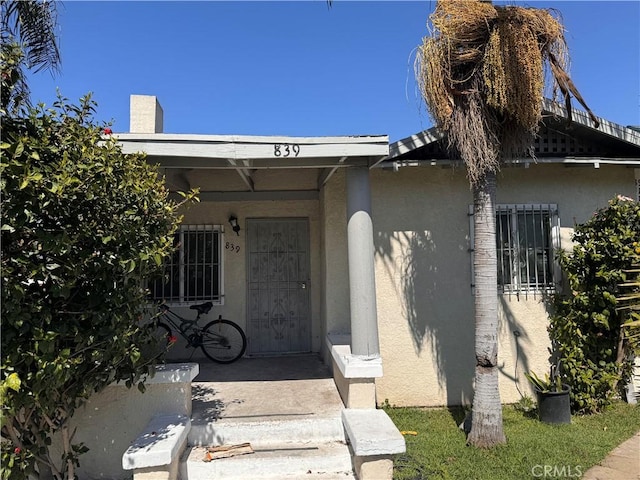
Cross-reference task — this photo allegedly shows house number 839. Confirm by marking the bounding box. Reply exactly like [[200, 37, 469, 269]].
[[226, 242, 240, 253], [274, 144, 300, 157]]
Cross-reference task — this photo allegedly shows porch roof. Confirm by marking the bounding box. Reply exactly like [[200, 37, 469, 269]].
[[379, 98, 640, 169], [117, 133, 389, 166], [117, 133, 389, 191]]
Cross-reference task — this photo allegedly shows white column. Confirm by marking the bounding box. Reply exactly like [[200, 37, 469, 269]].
[[346, 167, 380, 357]]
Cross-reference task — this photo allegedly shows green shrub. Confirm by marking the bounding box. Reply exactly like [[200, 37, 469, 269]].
[[0, 91, 195, 479], [549, 196, 640, 414]]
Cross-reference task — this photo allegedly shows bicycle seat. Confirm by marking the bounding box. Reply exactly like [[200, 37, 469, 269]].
[[189, 302, 213, 315]]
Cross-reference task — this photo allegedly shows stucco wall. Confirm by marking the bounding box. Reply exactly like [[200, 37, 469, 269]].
[[322, 163, 637, 407], [321, 171, 351, 345], [161, 161, 635, 406]]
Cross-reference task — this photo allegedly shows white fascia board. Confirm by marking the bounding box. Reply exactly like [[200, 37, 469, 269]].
[[116, 133, 389, 144], [115, 133, 389, 161], [387, 157, 640, 169], [509, 157, 640, 166]]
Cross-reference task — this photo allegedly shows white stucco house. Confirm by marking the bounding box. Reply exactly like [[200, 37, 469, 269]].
[[119, 95, 640, 409]]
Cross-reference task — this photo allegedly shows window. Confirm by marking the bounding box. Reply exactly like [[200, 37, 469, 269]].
[[469, 204, 560, 293], [150, 225, 223, 305]]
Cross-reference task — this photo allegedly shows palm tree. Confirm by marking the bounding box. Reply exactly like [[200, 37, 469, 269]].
[[1, 0, 60, 111], [415, 0, 598, 447]]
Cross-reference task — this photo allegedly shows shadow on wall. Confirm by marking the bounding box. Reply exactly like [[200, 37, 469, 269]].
[[499, 290, 562, 407], [498, 296, 534, 399], [375, 228, 475, 407]]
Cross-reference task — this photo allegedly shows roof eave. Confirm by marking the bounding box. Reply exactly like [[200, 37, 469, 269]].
[[115, 133, 389, 167], [381, 156, 640, 170], [382, 99, 640, 164]]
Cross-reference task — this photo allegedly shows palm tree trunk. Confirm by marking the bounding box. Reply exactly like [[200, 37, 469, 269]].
[[468, 170, 506, 447]]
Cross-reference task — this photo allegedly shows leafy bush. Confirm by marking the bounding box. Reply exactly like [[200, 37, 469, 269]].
[[0, 91, 194, 479], [549, 196, 640, 414]]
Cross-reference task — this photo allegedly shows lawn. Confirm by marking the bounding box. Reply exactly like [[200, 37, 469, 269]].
[[385, 401, 640, 480]]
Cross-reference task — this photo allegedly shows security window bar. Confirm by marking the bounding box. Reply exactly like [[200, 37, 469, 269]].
[[151, 225, 223, 304], [470, 204, 559, 294], [497, 205, 557, 293]]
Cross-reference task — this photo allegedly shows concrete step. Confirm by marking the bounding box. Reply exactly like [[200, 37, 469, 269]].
[[188, 414, 346, 447], [185, 359, 354, 479], [181, 441, 355, 479]]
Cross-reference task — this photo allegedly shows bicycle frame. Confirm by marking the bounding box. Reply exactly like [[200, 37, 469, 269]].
[[158, 305, 200, 336], [157, 305, 204, 343], [154, 303, 247, 364]]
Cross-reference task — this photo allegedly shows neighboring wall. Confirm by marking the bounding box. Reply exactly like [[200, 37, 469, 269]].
[[322, 164, 637, 407]]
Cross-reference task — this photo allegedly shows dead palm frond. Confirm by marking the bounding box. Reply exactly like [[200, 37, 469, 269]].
[[415, 0, 599, 186]]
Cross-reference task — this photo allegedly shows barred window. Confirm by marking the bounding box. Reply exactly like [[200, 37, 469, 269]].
[[469, 204, 560, 293], [150, 225, 223, 305]]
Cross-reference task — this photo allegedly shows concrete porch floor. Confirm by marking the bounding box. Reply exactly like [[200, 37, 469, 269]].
[[182, 355, 357, 479], [190, 354, 345, 424]]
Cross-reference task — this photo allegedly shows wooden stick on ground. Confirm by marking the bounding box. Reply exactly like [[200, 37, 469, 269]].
[[203, 443, 254, 461]]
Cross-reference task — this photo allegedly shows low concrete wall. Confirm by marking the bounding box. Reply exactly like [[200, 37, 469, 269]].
[[50, 363, 198, 480], [327, 334, 382, 409]]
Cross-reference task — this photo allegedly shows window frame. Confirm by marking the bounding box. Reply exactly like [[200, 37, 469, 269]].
[[150, 224, 225, 306], [468, 203, 561, 295]]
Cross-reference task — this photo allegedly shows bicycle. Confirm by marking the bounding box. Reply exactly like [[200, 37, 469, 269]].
[[153, 301, 247, 364]]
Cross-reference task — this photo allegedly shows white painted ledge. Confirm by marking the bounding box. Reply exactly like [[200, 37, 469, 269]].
[[146, 363, 199, 384], [113, 363, 199, 386], [327, 334, 383, 379], [122, 414, 190, 470], [342, 409, 405, 456]]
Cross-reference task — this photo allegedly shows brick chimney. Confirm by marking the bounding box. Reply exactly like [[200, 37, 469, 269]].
[[129, 95, 163, 133]]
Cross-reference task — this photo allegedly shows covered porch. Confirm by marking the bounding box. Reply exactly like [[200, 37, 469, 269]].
[[118, 95, 390, 409]]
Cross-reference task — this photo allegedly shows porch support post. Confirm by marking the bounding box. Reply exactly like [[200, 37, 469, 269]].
[[346, 166, 380, 357]]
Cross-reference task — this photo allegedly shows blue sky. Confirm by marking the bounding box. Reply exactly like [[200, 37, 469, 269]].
[[27, 1, 640, 142]]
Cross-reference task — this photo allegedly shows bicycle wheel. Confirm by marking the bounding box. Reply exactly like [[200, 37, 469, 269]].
[[200, 319, 247, 364]]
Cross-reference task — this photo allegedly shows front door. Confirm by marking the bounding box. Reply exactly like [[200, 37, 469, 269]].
[[246, 218, 311, 354]]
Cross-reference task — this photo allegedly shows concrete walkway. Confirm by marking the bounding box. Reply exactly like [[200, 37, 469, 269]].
[[581, 431, 639, 480]]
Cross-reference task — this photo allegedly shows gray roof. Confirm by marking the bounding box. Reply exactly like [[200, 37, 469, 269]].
[[382, 99, 640, 168]]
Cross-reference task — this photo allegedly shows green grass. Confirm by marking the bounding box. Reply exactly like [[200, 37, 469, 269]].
[[385, 401, 640, 480]]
